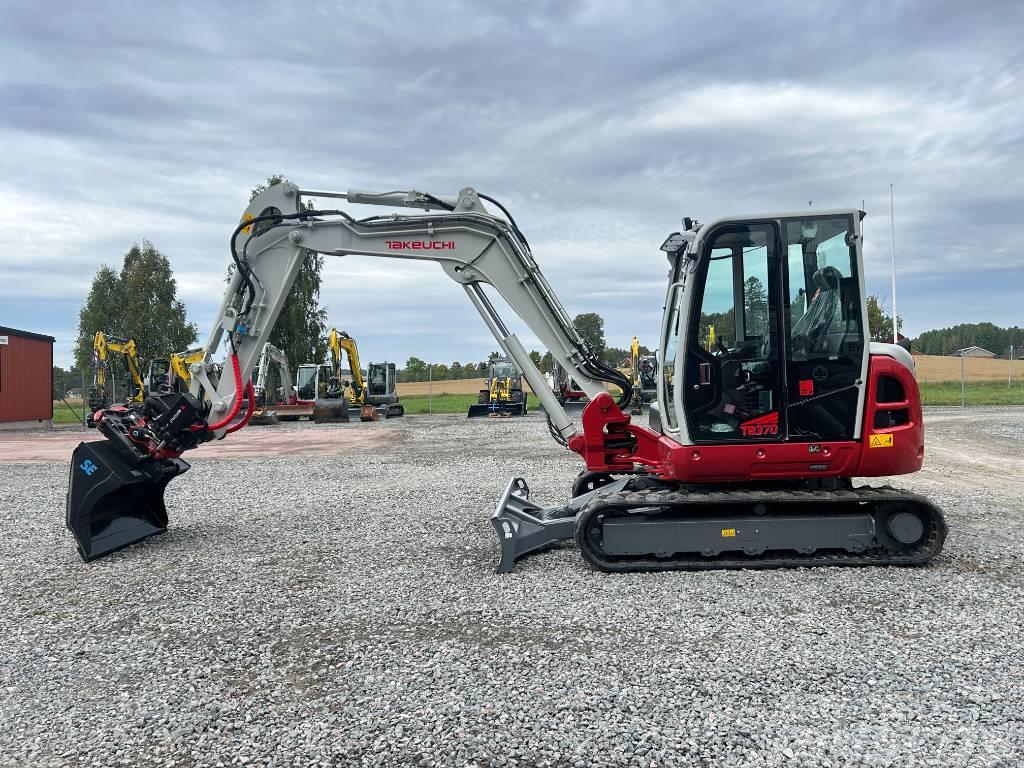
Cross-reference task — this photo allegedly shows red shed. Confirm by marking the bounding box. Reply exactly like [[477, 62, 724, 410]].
[[0, 326, 55, 429]]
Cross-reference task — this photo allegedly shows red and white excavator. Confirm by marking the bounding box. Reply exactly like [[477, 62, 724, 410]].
[[67, 182, 946, 571]]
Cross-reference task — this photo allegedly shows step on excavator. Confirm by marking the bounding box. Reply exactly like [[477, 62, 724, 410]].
[[86, 332, 145, 427], [467, 357, 528, 417], [66, 182, 947, 570]]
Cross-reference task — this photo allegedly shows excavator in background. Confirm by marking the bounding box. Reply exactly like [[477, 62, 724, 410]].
[[314, 328, 403, 422], [628, 337, 659, 415], [249, 342, 299, 425], [145, 348, 206, 397], [545, 362, 588, 416], [86, 332, 145, 427], [67, 182, 946, 573], [467, 357, 528, 417]]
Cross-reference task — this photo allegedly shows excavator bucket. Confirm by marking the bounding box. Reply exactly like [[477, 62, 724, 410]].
[[66, 440, 189, 561], [312, 399, 351, 423], [359, 404, 382, 422], [248, 409, 279, 426]]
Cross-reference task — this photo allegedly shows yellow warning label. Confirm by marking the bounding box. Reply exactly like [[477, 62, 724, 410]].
[[241, 213, 254, 234], [721, 528, 736, 538], [869, 434, 894, 448]]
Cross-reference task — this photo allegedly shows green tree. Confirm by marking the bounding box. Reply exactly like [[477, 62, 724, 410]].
[[604, 346, 630, 367], [75, 265, 123, 370], [528, 350, 542, 368], [403, 356, 428, 381], [743, 276, 769, 336], [914, 322, 1022, 357], [249, 175, 327, 374], [866, 295, 903, 343], [573, 312, 606, 356], [75, 245, 198, 371]]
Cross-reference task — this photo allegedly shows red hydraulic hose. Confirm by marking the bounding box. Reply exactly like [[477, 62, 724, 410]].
[[194, 353, 244, 432], [225, 380, 255, 434]]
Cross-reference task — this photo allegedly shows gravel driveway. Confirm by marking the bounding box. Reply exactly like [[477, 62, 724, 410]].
[[1, 408, 1022, 767]]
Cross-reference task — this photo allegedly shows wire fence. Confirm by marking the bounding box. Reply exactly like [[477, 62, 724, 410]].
[[48, 351, 1024, 426]]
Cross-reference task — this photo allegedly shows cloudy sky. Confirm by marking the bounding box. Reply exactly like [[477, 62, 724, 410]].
[[1, 1, 1021, 367]]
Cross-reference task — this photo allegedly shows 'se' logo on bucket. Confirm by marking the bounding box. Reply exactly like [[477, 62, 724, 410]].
[[80, 459, 98, 476]]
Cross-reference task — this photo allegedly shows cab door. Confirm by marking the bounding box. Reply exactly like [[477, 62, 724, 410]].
[[683, 222, 783, 443], [780, 214, 867, 441]]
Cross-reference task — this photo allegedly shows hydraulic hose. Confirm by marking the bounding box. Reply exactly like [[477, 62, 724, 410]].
[[194, 353, 244, 432], [225, 380, 256, 434]]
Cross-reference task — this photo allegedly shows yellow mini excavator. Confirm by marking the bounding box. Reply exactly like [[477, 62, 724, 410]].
[[628, 336, 658, 415], [312, 328, 403, 422], [86, 332, 145, 427], [145, 348, 206, 397]]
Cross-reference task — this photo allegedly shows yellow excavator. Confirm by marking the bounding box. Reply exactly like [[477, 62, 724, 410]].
[[145, 348, 206, 396], [312, 328, 402, 422], [628, 336, 658, 415], [86, 332, 145, 427]]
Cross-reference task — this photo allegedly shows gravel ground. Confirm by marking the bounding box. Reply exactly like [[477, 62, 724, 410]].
[[1, 408, 1023, 767]]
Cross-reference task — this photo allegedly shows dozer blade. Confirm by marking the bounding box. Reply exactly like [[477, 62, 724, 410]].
[[66, 440, 189, 562], [469, 402, 523, 418], [489, 477, 628, 573], [312, 399, 351, 424], [540, 399, 589, 418]]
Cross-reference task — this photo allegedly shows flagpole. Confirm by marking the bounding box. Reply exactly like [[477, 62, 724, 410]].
[[890, 184, 898, 344]]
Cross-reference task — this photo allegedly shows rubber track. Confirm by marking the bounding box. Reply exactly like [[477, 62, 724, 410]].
[[574, 485, 947, 573]]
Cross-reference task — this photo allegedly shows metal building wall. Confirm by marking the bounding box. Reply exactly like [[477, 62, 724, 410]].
[[0, 327, 54, 423]]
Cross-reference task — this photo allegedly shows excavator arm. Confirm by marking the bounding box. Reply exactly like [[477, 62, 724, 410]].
[[190, 183, 629, 443], [68, 182, 630, 563], [105, 338, 145, 403], [87, 332, 144, 425], [328, 329, 365, 404], [252, 342, 293, 404]]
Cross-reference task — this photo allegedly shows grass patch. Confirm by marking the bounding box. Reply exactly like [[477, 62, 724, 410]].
[[52, 402, 86, 425], [49, 381, 1018, 425], [919, 380, 1024, 406], [399, 393, 480, 415]]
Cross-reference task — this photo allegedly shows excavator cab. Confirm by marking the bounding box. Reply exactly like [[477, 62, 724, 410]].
[[667, 213, 866, 444], [360, 362, 403, 420], [145, 358, 173, 396]]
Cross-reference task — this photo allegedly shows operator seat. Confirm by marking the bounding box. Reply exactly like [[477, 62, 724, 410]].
[[792, 265, 843, 353]]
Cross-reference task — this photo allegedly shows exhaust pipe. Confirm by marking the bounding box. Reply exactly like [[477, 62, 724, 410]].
[[66, 440, 189, 561]]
